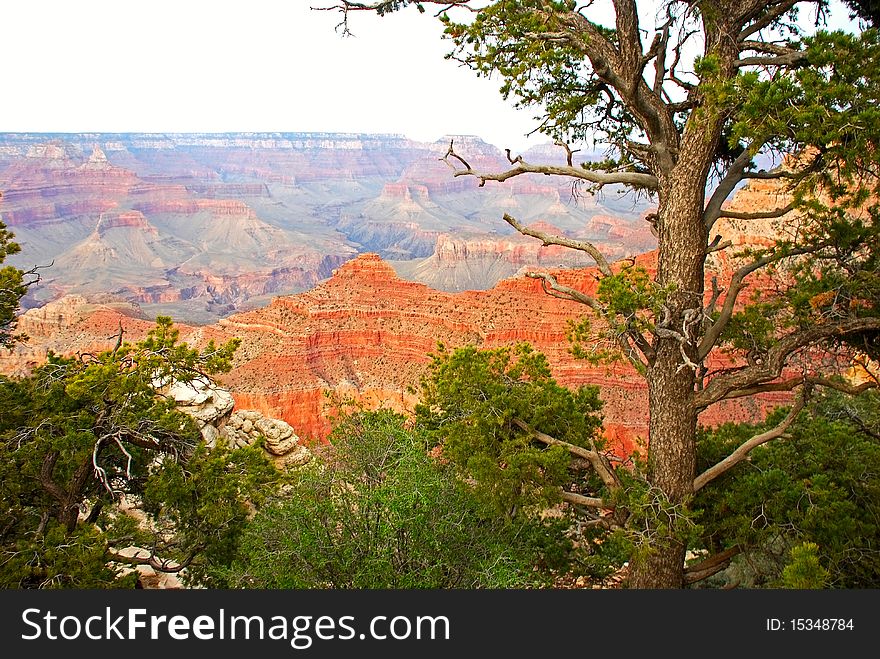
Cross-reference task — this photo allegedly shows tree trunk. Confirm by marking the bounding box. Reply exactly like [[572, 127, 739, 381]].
[[629, 347, 698, 588], [628, 165, 708, 588]]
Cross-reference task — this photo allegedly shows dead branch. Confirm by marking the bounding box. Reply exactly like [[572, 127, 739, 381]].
[[693, 386, 809, 492], [108, 546, 200, 573], [440, 140, 659, 191], [512, 417, 620, 491], [562, 491, 608, 509], [524, 271, 602, 310], [697, 245, 817, 360], [696, 316, 880, 409], [717, 201, 796, 221], [683, 546, 742, 584], [504, 213, 613, 276]]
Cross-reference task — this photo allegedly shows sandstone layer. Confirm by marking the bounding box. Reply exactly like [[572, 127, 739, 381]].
[[1, 246, 791, 456]]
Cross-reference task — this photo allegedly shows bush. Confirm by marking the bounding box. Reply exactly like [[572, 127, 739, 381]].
[[223, 409, 571, 588]]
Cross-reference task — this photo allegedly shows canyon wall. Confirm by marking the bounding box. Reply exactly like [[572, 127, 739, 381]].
[[1, 250, 791, 456], [0, 133, 652, 322]]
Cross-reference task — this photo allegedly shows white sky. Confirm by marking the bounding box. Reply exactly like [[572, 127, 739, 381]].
[[1, 0, 546, 150], [2, 1, 860, 151]]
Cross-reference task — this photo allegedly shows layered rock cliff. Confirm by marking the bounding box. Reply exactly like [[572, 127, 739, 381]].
[[0, 133, 652, 320], [1, 246, 791, 456]]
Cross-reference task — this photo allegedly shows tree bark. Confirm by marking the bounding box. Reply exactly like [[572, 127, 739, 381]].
[[628, 151, 710, 588], [629, 343, 699, 588]]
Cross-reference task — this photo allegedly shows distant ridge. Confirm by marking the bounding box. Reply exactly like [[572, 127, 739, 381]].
[[0, 132, 652, 322]]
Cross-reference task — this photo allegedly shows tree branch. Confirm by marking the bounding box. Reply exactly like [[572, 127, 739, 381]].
[[739, 0, 800, 41], [511, 417, 619, 491], [695, 316, 880, 409], [740, 40, 801, 56], [719, 374, 878, 402], [697, 246, 816, 360], [683, 546, 742, 584], [108, 546, 200, 574], [504, 213, 613, 277], [524, 271, 601, 310], [39, 451, 66, 505], [561, 491, 608, 509], [734, 53, 807, 68], [717, 200, 796, 221], [440, 141, 658, 191], [693, 387, 808, 492], [704, 149, 759, 232]]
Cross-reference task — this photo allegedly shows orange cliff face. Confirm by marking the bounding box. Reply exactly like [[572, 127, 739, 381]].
[[1, 248, 792, 457]]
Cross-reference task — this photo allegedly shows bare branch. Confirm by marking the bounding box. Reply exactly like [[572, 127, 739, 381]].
[[739, 0, 800, 41], [693, 387, 809, 492], [743, 170, 803, 180], [443, 139, 471, 170], [695, 316, 880, 408], [734, 53, 807, 68], [108, 546, 200, 573], [92, 437, 113, 495], [525, 271, 601, 310], [554, 141, 580, 168], [512, 417, 619, 491], [721, 375, 878, 401], [706, 237, 733, 254], [704, 149, 758, 232], [561, 491, 608, 509], [683, 546, 742, 584], [667, 25, 699, 92], [697, 245, 816, 360], [717, 201, 796, 221], [740, 40, 801, 56], [504, 213, 613, 277], [652, 19, 671, 97], [311, 1, 475, 34], [440, 140, 658, 191]]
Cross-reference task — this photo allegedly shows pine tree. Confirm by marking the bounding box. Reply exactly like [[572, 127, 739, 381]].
[[321, 1, 880, 587]]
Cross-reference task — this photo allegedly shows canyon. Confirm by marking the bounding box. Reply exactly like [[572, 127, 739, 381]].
[[0, 252, 789, 454], [0, 133, 800, 454], [0, 133, 652, 323]]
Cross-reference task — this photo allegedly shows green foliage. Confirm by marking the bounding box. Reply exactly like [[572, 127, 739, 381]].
[[694, 391, 880, 588], [0, 217, 28, 348], [1, 522, 139, 589], [440, 1, 638, 152], [720, 299, 785, 354], [780, 542, 830, 589], [844, 0, 880, 25], [731, 30, 880, 180], [0, 318, 278, 588], [142, 440, 280, 587], [415, 342, 604, 514], [413, 343, 638, 581], [567, 267, 671, 371], [610, 466, 703, 568], [223, 409, 567, 588], [338, 1, 880, 589]]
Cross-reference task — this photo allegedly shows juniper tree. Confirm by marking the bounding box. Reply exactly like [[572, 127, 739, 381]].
[[0, 207, 36, 348], [320, 1, 880, 587], [0, 318, 279, 587]]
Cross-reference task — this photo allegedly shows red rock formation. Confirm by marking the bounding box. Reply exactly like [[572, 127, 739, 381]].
[[0, 243, 791, 457], [1, 170, 805, 457], [97, 211, 157, 234]]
